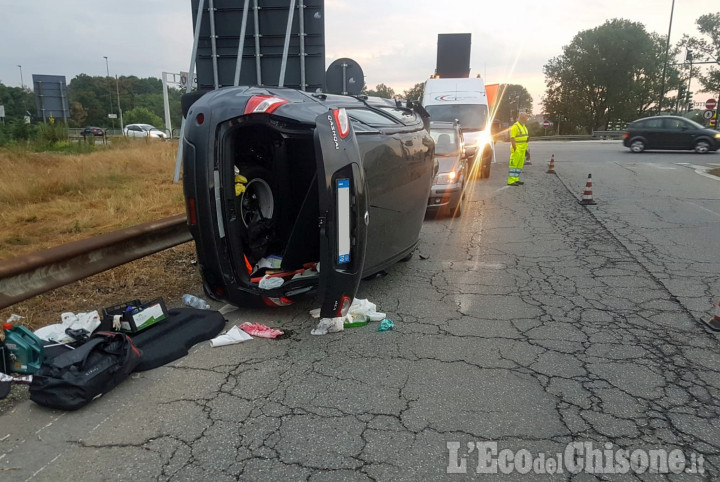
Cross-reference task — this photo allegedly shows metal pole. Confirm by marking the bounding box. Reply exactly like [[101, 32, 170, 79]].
[[233, 0, 251, 86], [174, 0, 205, 183], [104, 56, 115, 131], [298, 0, 306, 90], [162, 72, 172, 135], [116, 74, 123, 131], [658, 0, 675, 114], [17, 65, 23, 89], [253, 0, 262, 85], [278, 0, 296, 87], [208, 0, 219, 89]]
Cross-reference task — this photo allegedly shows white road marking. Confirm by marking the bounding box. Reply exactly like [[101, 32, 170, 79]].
[[643, 163, 676, 170]]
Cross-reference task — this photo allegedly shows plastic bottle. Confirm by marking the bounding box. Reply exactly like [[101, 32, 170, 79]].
[[182, 294, 211, 310]]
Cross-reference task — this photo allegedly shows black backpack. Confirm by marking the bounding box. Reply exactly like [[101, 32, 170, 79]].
[[29, 332, 142, 411]]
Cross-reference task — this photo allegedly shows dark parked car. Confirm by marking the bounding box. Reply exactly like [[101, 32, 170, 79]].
[[182, 86, 435, 317], [427, 121, 468, 216], [80, 126, 105, 137], [623, 116, 720, 153]]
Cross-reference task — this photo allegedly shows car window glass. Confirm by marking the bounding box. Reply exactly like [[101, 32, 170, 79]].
[[377, 107, 416, 123], [430, 129, 460, 155], [348, 118, 380, 133], [346, 109, 399, 127], [644, 118, 664, 128], [664, 118, 686, 130]]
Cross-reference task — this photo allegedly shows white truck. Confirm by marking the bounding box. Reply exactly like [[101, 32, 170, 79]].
[[422, 77, 495, 179]]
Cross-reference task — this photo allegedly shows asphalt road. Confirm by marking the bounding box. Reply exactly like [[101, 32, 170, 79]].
[[2, 141, 720, 481]]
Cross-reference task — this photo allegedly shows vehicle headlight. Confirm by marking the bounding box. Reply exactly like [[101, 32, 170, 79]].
[[435, 171, 458, 185], [714, 133, 720, 139]]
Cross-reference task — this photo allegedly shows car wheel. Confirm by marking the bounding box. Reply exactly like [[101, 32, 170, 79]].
[[237, 164, 275, 229], [630, 139, 645, 153], [452, 201, 462, 217], [694, 140, 711, 154]]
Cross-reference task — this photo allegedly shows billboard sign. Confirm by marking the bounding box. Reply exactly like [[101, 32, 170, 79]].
[[32, 74, 70, 122], [190, 0, 325, 91]]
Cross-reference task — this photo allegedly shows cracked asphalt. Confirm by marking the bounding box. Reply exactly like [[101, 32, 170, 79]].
[[2, 142, 719, 481]]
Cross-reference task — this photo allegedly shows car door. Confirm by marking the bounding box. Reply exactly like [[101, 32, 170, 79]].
[[662, 118, 692, 149], [313, 109, 368, 318]]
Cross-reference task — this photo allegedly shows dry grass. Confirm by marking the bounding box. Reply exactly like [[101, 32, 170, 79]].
[[0, 140, 202, 330], [711, 167, 720, 178]]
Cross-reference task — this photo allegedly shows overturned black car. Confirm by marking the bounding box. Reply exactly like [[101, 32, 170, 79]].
[[182, 86, 436, 318]]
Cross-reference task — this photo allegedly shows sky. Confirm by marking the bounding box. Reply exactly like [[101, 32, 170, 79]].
[[1, 0, 718, 114]]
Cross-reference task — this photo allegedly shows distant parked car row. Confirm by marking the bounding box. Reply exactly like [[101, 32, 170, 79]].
[[79, 124, 168, 139]]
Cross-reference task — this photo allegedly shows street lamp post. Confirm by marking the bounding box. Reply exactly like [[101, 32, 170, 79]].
[[103, 56, 115, 131], [17, 65, 24, 90], [658, 0, 675, 114]]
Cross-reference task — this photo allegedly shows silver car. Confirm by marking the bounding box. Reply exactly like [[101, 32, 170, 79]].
[[123, 124, 167, 139]]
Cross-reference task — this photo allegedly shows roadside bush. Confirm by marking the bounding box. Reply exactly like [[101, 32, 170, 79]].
[[36, 123, 69, 145], [11, 119, 36, 141]]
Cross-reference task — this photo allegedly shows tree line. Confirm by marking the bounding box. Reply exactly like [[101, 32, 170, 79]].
[[542, 12, 720, 134], [0, 75, 183, 131]]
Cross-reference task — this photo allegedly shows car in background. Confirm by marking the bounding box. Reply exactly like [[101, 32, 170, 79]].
[[80, 126, 105, 137], [123, 124, 168, 139], [427, 121, 468, 216], [623, 116, 719, 153], [182, 86, 435, 318]]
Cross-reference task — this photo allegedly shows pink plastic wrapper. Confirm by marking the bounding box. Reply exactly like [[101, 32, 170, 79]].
[[239, 322, 284, 339]]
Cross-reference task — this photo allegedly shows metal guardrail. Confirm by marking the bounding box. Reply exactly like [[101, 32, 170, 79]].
[[592, 130, 625, 139], [0, 214, 192, 310]]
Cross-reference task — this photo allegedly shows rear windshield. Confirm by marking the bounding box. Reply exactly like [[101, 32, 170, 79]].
[[430, 128, 461, 155], [425, 104, 488, 130]]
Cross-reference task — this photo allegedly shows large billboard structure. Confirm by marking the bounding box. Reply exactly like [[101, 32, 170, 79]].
[[190, 0, 325, 92], [32, 75, 70, 123], [436, 33, 471, 78]]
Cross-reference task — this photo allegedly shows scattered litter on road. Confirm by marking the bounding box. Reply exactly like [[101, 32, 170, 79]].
[[240, 322, 284, 339], [419, 253, 430, 260], [311, 317, 344, 336], [182, 294, 211, 309], [378, 319, 395, 331], [210, 326, 253, 347], [310, 298, 387, 334]]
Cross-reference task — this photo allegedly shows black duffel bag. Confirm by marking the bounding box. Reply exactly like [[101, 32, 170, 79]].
[[30, 331, 142, 410]]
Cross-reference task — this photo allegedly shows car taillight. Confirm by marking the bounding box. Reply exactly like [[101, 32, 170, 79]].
[[623, 132, 629, 139], [244, 95, 289, 115], [333, 108, 350, 138], [187, 197, 197, 226]]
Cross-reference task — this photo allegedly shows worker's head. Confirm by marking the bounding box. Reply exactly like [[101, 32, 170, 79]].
[[519, 112, 529, 124]]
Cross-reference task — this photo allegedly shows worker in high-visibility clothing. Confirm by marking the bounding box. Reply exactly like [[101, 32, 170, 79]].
[[508, 112, 529, 186]]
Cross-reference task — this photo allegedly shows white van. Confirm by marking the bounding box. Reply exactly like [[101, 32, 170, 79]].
[[422, 77, 494, 178]]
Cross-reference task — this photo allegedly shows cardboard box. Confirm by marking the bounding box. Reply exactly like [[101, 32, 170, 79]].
[[102, 298, 168, 333]]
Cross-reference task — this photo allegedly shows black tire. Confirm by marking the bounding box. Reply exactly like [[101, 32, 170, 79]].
[[629, 139, 645, 153], [694, 140, 711, 154], [236, 164, 276, 229], [452, 201, 462, 217], [478, 147, 492, 179]]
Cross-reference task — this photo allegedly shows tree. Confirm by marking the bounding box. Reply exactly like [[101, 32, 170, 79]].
[[364, 83, 395, 99], [402, 83, 425, 102], [0, 82, 35, 121], [679, 12, 720, 96], [493, 84, 533, 124], [123, 107, 165, 129], [542, 19, 678, 133]]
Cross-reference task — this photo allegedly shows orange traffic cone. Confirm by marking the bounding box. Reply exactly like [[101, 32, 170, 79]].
[[546, 154, 556, 174], [706, 300, 720, 331], [579, 174, 596, 205]]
